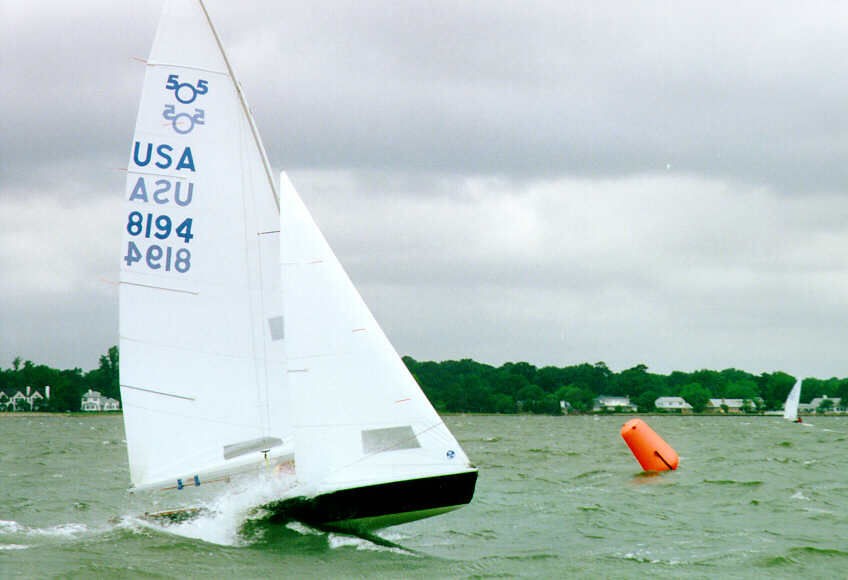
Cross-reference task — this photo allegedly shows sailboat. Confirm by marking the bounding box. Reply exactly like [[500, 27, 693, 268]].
[[782, 380, 802, 422], [120, 0, 477, 532]]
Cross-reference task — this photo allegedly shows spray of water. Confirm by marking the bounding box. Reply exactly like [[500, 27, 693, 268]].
[[127, 470, 300, 546]]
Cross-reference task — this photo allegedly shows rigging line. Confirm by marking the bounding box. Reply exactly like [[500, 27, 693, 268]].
[[145, 61, 227, 76], [197, 0, 280, 211], [199, 0, 278, 437], [121, 384, 195, 401], [123, 169, 190, 180], [119, 281, 198, 295], [230, 61, 274, 441]]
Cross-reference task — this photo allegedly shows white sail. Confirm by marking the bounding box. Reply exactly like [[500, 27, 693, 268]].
[[279, 173, 475, 495], [783, 380, 801, 421], [119, 0, 289, 490], [122, 2, 476, 530]]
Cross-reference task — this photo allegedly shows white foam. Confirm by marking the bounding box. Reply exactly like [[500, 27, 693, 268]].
[[0, 520, 88, 538], [28, 523, 89, 537], [327, 533, 408, 554], [285, 521, 322, 536], [0, 544, 29, 551], [0, 520, 25, 534], [132, 471, 299, 547]]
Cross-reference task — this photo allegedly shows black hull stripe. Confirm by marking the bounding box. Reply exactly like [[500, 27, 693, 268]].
[[263, 470, 478, 530]]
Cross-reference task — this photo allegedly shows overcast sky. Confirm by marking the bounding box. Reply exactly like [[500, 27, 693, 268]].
[[3, 0, 848, 380]]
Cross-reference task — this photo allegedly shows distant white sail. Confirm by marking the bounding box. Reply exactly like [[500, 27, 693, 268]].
[[119, 0, 289, 490], [783, 380, 801, 421]]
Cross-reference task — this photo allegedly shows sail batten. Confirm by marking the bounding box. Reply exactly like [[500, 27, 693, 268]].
[[145, 63, 228, 75]]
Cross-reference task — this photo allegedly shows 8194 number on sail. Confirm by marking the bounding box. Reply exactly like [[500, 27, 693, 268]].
[[124, 241, 191, 273], [123, 211, 194, 273]]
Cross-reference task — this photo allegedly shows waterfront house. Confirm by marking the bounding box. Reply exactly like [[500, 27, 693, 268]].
[[707, 398, 745, 413], [593, 395, 637, 412], [0, 386, 50, 411], [800, 395, 843, 414], [81, 390, 120, 412], [655, 396, 692, 412]]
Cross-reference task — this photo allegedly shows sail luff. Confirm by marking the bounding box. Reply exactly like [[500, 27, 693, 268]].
[[196, 0, 279, 210]]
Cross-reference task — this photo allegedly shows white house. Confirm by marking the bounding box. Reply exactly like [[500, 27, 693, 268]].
[[81, 390, 120, 412], [0, 386, 49, 411], [707, 398, 745, 413], [655, 396, 692, 411], [593, 395, 637, 412], [800, 395, 843, 414]]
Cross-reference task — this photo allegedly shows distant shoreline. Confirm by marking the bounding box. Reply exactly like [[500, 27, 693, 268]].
[[440, 412, 846, 418], [574, 412, 844, 417], [0, 412, 123, 417], [1, 411, 843, 418]]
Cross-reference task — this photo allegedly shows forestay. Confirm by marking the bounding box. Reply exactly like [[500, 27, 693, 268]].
[[119, 0, 288, 490], [279, 173, 474, 494]]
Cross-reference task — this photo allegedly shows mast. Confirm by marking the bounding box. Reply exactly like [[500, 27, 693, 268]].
[[197, 0, 280, 210]]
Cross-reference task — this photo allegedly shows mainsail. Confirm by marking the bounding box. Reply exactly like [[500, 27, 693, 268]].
[[119, 0, 288, 490]]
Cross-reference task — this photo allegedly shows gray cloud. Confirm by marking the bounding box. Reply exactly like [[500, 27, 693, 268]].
[[3, 1, 848, 379]]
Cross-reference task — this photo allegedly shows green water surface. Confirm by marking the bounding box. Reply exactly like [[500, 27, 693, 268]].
[[1, 414, 846, 578]]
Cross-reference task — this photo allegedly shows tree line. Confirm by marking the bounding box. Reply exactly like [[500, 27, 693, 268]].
[[0, 346, 118, 412], [403, 357, 848, 415], [3, 348, 847, 415]]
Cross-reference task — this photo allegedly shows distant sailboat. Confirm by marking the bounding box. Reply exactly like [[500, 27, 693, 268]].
[[783, 380, 802, 422], [120, 0, 476, 532]]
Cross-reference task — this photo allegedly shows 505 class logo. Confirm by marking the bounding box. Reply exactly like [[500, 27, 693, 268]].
[[165, 74, 208, 103]]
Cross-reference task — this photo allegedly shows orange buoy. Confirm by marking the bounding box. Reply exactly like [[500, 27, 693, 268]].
[[620, 418, 679, 471]]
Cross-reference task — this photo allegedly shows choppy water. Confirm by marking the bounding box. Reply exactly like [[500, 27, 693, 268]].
[[1, 414, 846, 579]]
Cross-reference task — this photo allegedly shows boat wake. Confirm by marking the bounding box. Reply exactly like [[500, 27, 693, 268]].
[[0, 519, 103, 552], [124, 472, 299, 546], [117, 473, 416, 554]]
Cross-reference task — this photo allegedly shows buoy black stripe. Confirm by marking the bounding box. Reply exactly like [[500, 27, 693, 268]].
[[654, 450, 673, 470]]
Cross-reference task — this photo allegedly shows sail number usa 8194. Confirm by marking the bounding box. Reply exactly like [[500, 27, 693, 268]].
[[124, 211, 193, 273]]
